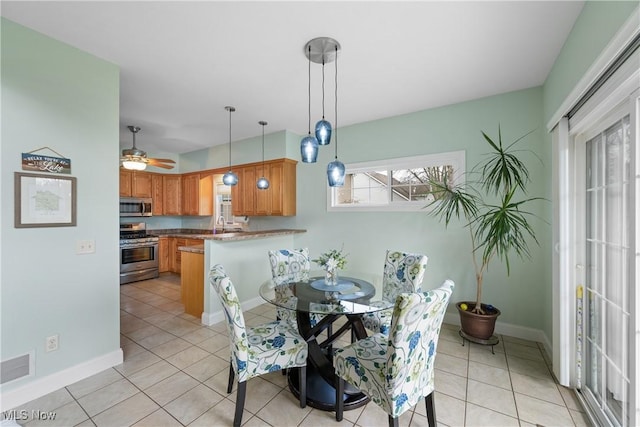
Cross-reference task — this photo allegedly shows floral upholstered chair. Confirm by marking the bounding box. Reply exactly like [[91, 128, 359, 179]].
[[268, 249, 322, 327], [334, 280, 454, 427], [361, 250, 429, 335], [209, 264, 308, 427]]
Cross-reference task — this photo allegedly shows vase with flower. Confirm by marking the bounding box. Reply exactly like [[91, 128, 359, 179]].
[[313, 247, 348, 287]]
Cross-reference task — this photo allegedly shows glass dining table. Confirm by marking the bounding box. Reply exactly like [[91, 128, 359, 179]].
[[259, 271, 393, 411]]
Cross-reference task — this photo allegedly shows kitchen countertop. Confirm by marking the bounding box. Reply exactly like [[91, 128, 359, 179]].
[[178, 244, 205, 254], [163, 228, 306, 245]]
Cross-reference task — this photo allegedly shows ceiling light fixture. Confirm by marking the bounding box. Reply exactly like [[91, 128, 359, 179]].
[[122, 126, 147, 171], [300, 44, 319, 163], [256, 120, 270, 190], [222, 106, 238, 186], [327, 44, 345, 187]]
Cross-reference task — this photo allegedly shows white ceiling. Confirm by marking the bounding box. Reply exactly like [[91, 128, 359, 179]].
[[2, 1, 584, 155]]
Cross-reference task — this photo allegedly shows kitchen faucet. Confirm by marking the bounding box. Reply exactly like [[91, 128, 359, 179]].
[[217, 216, 226, 229]]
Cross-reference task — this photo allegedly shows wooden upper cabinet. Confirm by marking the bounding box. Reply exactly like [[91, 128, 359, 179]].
[[152, 174, 164, 215], [163, 174, 182, 215], [255, 164, 270, 215], [182, 173, 213, 216], [132, 172, 153, 198], [119, 170, 132, 197], [119, 170, 152, 198], [233, 159, 297, 217]]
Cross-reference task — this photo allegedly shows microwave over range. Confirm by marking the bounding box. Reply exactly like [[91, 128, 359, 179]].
[[120, 197, 152, 217]]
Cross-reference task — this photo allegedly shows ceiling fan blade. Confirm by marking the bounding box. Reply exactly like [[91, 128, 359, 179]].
[[147, 158, 175, 169], [147, 158, 176, 164], [147, 162, 174, 169]]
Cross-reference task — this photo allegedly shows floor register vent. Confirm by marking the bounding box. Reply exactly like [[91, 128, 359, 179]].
[[1, 352, 33, 384]]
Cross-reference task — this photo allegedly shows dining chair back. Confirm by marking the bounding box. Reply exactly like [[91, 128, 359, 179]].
[[334, 279, 454, 427], [210, 264, 308, 427], [268, 248, 311, 284], [268, 248, 319, 327], [362, 250, 429, 334]]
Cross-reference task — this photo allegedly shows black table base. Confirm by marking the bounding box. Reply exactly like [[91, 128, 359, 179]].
[[294, 312, 372, 412], [287, 367, 369, 411]]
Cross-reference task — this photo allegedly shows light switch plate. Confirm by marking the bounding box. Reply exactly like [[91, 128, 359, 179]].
[[76, 240, 95, 254]]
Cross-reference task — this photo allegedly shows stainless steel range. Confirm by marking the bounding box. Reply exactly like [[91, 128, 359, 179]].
[[120, 222, 159, 285]]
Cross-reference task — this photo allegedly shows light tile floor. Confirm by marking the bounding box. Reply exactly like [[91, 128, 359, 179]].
[[6, 273, 591, 426]]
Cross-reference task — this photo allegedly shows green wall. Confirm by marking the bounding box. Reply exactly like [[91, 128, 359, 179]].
[[1, 18, 121, 394], [292, 87, 550, 331], [543, 1, 639, 124]]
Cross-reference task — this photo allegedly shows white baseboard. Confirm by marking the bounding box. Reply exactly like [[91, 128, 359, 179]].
[[202, 296, 265, 326], [0, 349, 123, 411], [443, 312, 551, 350]]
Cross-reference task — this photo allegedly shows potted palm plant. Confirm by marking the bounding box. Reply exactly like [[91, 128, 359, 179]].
[[428, 126, 542, 341]]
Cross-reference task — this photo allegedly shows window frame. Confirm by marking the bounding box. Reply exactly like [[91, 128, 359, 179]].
[[326, 150, 465, 212]]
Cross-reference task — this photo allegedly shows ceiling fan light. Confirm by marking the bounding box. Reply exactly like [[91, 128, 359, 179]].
[[222, 171, 238, 186], [315, 119, 332, 145], [122, 159, 147, 171], [301, 135, 319, 163]]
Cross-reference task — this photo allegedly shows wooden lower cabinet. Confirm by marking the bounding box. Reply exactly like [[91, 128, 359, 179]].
[[158, 237, 170, 273], [180, 251, 204, 318]]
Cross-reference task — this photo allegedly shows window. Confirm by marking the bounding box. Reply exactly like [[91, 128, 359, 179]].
[[327, 151, 465, 212]]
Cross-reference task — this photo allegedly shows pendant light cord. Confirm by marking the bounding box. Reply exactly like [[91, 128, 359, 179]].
[[334, 45, 338, 160], [321, 60, 326, 119], [228, 108, 232, 167], [307, 45, 312, 135]]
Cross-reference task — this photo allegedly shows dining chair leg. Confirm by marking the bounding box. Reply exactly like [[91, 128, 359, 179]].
[[299, 366, 307, 408], [425, 392, 436, 427], [227, 364, 235, 394], [388, 415, 399, 427], [335, 375, 344, 421], [234, 380, 247, 427]]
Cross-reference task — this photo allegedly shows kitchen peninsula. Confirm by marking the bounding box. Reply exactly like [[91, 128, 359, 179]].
[[174, 229, 306, 324]]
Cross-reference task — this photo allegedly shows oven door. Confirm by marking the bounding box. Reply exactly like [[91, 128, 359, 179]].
[[120, 243, 159, 284]]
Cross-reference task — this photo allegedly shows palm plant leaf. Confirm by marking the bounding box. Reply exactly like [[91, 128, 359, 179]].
[[474, 186, 541, 274], [479, 127, 534, 195]]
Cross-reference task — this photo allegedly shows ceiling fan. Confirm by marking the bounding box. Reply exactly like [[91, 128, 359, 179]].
[[121, 125, 176, 170]]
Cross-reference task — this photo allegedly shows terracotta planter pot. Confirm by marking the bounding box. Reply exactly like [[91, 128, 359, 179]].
[[457, 301, 501, 340]]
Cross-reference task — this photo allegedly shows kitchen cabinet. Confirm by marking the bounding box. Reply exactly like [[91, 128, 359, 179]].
[[163, 175, 182, 216], [233, 158, 297, 216], [132, 172, 152, 198], [158, 237, 169, 273], [119, 170, 132, 197], [231, 167, 256, 216], [119, 170, 152, 198], [181, 249, 204, 318], [170, 237, 202, 274], [182, 173, 213, 216], [152, 174, 164, 215]]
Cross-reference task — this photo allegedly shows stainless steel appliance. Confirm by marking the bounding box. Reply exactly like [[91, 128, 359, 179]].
[[120, 222, 159, 284], [120, 197, 152, 217]]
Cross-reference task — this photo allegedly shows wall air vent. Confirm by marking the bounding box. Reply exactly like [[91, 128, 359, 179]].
[[1, 352, 33, 384]]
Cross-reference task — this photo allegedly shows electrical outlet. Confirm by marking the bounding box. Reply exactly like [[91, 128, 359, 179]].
[[76, 239, 95, 254], [45, 335, 59, 352]]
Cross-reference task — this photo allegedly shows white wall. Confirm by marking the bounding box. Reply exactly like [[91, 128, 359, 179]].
[[1, 19, 121, 408]]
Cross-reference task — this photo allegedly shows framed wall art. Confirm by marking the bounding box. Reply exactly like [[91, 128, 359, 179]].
[[14, 172, 77, 228]]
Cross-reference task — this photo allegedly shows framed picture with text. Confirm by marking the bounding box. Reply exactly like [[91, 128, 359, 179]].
[[14, 172, 77, 228]]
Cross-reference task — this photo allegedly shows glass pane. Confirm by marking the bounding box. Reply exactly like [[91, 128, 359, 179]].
[[390, 165, 454, 203], [334, 171, 388, 206], [585, 290, 602, 400]]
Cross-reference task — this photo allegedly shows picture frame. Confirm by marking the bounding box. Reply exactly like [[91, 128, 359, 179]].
[[14, 172, 77, 228]]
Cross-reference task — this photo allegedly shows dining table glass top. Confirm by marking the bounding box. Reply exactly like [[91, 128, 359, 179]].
[[259, 270, 393, 315]]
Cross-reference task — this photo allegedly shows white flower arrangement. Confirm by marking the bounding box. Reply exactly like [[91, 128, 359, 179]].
[[313, 247, 348, 271]]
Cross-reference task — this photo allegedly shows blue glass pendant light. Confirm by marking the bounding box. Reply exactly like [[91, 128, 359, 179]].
[[300, 44, 319, 163], [222, 106, 238, 186], [327, 44, 345, 187], [314, 60, 332, 145], [256, 121, 270, 190]]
